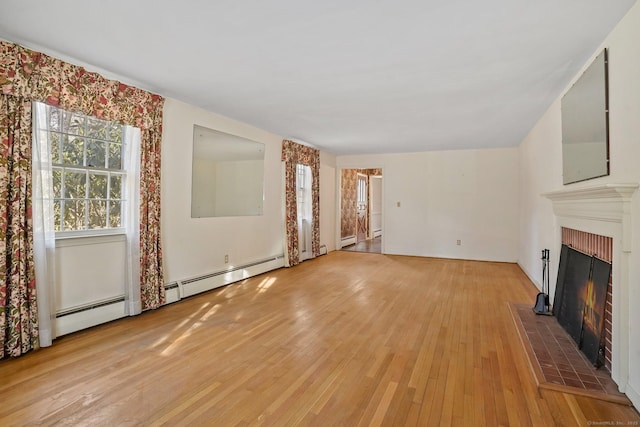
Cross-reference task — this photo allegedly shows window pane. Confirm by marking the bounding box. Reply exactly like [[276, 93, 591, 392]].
[[63, 170, 86, 199], [62, 112, 85, 135], [52, 169, 62, 198], [110, 174, 123, 199], [49, 133, 61, 164], [48, 106, 61, 132], [108, 142, 122, 169], [42, 105, 130, 234], [53, 200, 62, 232], [109, 124, 123, 143], [89, 172, 108, 199], [86, 139, 106, 168], [63, 200, 86, 231], [87, 117, 108, 139], [62, 135, 84, 165], [88, 200, 107, 229], [109, 201, 122, 228]]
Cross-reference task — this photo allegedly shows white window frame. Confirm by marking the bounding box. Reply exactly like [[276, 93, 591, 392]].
[[33, 102, 130, 238]]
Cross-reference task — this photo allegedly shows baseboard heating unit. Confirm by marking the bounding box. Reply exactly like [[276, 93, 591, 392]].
[[170, 254, 285, 300], [341, 236, 356, 247], [55, 295, 126, 336]]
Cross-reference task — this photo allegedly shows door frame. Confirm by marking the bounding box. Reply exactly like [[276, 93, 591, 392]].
[[336, 166, 384, 252]]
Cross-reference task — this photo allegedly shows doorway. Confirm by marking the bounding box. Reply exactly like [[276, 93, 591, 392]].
[[339, 168, 382, 254]]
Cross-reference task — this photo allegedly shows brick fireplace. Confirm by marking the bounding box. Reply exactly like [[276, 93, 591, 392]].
[[544, 183, 638, 396]]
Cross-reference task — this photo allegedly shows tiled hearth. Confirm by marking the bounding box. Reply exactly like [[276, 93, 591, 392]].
[[511, 304, 631, 405]]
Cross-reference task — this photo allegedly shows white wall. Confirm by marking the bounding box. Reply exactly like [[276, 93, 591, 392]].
[[518, 1, 640, 406], [162, 98, 337, 282], [320, 151, 337, 252], [55, 235, 126, 310], [162, 99, 285, 281], [337, 147, 520, 262]]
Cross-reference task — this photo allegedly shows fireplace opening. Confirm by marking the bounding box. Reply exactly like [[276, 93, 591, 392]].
[[554, 243, 611, 367], [561, 227, 613, 370]]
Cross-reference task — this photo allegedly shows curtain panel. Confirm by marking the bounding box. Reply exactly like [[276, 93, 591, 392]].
[[0, 95, 38, 358], [281, 140, 320, 266], [0, 41, 165, 315]]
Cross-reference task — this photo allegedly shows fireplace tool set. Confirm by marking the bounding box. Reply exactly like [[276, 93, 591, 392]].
[[533, 249, 552, 315]]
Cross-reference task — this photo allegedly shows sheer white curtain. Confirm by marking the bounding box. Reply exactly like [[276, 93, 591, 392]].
[[124, 126, 142, 316], [296, 164, 313, 262], [32, 102, 56, 347]]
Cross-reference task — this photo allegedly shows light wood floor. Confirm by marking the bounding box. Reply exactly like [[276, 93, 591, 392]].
[[1, 252, 638, 426]]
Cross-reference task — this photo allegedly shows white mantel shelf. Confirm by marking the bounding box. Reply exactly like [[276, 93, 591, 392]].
[[542, 183, 639, 227], [543, 183, 639, 202]]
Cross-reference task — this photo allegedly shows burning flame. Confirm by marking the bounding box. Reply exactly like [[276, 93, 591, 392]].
[[582, 280, 599, 333]]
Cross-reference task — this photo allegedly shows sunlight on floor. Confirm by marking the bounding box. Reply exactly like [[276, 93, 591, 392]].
[[257, 277, 277, 293], [153, 301, 221, 356]]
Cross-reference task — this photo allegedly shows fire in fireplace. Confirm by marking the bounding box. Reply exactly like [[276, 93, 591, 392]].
[[554, 244, 611, 366]]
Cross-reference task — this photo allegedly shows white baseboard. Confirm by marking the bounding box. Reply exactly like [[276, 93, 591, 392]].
[[517, 261, 542, 292], [624, 382, 640, 410]]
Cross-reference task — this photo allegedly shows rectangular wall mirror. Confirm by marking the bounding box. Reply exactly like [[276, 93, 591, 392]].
[[561, 49, 609, 185], [191, 125, 265, 217]]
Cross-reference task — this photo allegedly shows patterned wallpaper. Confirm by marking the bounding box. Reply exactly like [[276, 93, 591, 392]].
[[341, 169, 357, 238], [340, 169, 382, 239]]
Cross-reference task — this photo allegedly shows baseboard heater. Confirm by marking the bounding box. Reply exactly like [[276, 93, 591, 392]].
[[341, 236, 356, 247], [170, 254, 285, 300], [55, 295, 126, 336]]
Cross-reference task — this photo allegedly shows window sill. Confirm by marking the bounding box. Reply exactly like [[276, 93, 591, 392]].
[[55, 232, 126, 248]]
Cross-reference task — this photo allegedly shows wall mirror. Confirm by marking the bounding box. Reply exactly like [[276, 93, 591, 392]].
[[191, 125, 265, 217], [561, 49, 609, 185]]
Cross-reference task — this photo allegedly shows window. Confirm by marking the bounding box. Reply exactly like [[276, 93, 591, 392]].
[[296, 164, 312, 259], [357, 174, 367, 210], [34, 103, 127, 234]]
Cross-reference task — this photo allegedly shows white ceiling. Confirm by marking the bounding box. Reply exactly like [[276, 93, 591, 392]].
[[0, 0, 636, 155]]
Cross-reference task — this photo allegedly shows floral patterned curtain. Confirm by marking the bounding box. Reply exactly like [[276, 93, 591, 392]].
[[0, 95, 38, 358], [0, 42, 165, 323], [281, 140, 320, 267]]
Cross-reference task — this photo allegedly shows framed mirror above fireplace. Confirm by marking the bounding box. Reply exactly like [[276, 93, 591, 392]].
[[561, 49, 609, 185]]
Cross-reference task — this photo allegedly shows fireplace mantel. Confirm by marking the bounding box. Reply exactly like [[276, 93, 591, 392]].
[[542, 182, 638, 397], [543, 183, 638, 222], [543, 183, 638, 250], [543, 183, 638, 202]]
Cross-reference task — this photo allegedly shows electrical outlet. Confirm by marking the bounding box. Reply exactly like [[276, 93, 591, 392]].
[[224, 254, 229, 263], [456, 240, 461, 246]]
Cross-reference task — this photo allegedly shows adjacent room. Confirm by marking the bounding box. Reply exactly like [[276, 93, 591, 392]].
[[1, 0, 640, 425]]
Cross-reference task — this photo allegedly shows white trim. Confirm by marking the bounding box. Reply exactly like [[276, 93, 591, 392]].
[[55, 232, 126, 248], [626, 383, 640, 411]]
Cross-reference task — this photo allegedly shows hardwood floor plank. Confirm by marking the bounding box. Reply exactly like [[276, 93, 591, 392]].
[[0, 252, 638, 426]]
